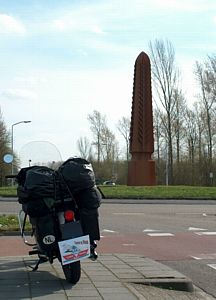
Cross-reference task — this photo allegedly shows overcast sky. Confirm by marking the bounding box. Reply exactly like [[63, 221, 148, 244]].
[[0, 0, 216, 164]]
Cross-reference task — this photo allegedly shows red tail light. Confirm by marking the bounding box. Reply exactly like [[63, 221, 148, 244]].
[[64, 210, 75, 222]]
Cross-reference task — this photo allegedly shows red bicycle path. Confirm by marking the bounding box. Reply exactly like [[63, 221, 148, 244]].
[[1, 232, 216, 261]]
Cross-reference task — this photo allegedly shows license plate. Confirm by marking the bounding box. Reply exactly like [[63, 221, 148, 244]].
[[58, 235, 90, 265]]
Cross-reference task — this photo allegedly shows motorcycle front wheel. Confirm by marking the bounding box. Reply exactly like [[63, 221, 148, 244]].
[[62, 261, 81, 284]]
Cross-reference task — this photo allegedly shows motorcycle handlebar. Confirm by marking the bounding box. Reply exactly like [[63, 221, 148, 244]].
[[5, 175, 18, 179]]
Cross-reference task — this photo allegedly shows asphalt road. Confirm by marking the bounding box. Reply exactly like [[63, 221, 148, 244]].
[[1, 197, 216, 297], [100, 201, 216, 298]]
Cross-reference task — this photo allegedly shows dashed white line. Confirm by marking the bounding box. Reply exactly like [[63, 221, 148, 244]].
[[113, 213, 144, 215], [191, 256, 202, 260], [208, 264, 216, 270], [191, 253, 216, 260], [102, 229, 117, 233], [143, 229, 160, 232], [176, 213, 206, 215], [147, 233, 174, 237], [188, 227, 207, 231], [195, 232, 216, 236]]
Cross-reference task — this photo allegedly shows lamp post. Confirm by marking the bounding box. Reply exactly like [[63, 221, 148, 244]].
[[11, 120, 31, 176]]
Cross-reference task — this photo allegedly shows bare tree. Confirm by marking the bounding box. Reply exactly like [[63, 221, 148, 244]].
[[0, 109, 11, 185], [195, 56, 216, 183], [100, 126, 115, 161], [153, 107, 169, 184], [77, 137, 92, 160], [87, 110, 119, 181], [149, 39, 179, 184], [87, 110, 107, 166], [117, 116, 130, 162], [184, 106, 199, 184], [172, 89, 187, 164]]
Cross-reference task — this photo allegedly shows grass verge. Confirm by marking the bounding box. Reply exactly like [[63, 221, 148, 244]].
[[0, 187, 17, 197], [0, 214, 31, 233], [99, 185, 216, 199], [1, 185, 216, 232], [1, 185, 216, 199]]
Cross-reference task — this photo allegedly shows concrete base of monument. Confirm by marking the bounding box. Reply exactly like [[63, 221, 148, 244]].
[[127, 159, 156, 186]]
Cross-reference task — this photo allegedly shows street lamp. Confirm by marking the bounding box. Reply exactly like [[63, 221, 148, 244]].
[[11, 120, 31, 176]]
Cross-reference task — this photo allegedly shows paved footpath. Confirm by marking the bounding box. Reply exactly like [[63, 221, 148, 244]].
[[0, 197, 216, 299], [0, 252, 215, 300]]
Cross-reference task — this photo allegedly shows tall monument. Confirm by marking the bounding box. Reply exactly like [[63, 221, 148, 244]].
[[127, 52, 156, 186]]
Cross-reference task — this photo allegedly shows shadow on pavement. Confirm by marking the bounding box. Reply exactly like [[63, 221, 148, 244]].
[[0, 258, 75, 299]]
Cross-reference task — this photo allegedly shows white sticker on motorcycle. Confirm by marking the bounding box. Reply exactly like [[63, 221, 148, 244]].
[[43, 235, 56, 244], [58, 235, 90, 265]]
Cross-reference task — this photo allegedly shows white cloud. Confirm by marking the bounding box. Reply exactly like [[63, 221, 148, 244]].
[[52, 19, 67, 31], [0, 0, 215, 160], [49, 0, 215, 39], [0, 14, 26, 35], [91, 24, 104, 34], [1, 88, 37, 100], [152, 0, 216, 12], [1, 68, 132, 159], [52, 16, 105, 34]]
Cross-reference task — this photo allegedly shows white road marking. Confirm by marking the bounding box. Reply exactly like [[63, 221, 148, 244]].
[[176, 212, 205, 215], [191, 256, 202, 260], [188, 227, 207, 231], [176, 213, 208, 217], [195, 232, 216, 236], [102, 229, 117, 233], [208, 264, 216, 270], [147, 233, 174, 237], [191, 253, 216, 260], [122, 244, 136, 246], [113, 213, 144, 215], [143, 229, 160, 232]]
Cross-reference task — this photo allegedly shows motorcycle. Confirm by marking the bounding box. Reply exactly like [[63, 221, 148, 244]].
[[8, 141, 100, 284]]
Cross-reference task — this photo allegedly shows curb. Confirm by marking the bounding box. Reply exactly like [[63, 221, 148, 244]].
[[98, 254, 194, 293], [130, 277, 194, 292]]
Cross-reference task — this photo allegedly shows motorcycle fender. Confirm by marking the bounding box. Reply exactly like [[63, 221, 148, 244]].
[[60, 221, 83, 240]]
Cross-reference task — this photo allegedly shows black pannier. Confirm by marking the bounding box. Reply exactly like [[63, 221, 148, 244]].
[[17, 166, 56, 203], [16, 158, 101, 243], [73, 186, 101, 241], [17, 166, 56, 217], [57, 158, 101, 242], [58, 157, 95, 194], [17, 166, 70, 204], [74, 186, 101, 210], [22, 199, 52, 218], [22, 196, 57, 218], [79, 208, 100, 242], [31, 214, 58, 254]]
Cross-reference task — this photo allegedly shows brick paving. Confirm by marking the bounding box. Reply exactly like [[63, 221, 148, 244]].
[[0, 253, 215, 299]]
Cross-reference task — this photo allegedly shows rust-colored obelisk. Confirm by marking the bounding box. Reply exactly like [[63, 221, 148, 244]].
[[127, 52, 156, 186]]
